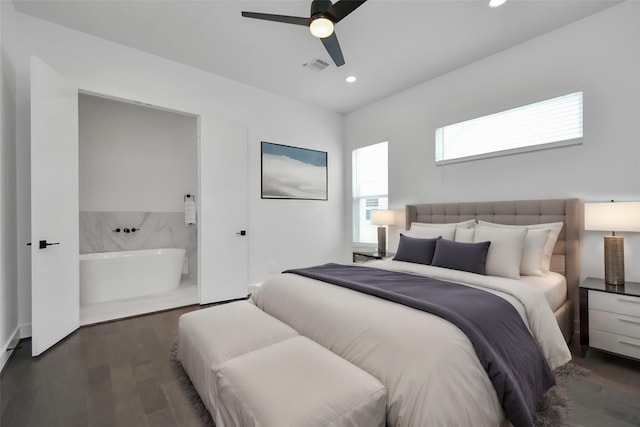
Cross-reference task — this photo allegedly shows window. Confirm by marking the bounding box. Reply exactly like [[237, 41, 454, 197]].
[[352, 142, 388, 244], [435, 91, 583, 164]]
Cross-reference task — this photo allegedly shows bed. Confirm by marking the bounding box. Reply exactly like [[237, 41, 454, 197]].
[[179, 198, 579, 427], [403, 198, 579, 343]]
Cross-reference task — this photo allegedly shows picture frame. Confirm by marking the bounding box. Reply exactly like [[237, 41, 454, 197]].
[[261, 141, 328, 200]]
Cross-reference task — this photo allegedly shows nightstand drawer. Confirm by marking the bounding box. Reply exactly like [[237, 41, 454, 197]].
[[589, 290, 640, 317], [589, 329, 640, 360], [589, 309, 640, 339]]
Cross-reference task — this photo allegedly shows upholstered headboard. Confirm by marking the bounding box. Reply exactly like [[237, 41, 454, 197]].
[[406, 199, 579, 342]]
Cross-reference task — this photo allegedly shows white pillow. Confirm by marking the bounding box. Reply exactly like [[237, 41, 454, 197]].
[[405, 225, 455, 240], [474, 227, 527, 279], [520, 228, 551, 276], [477, 220, 563, 274], [454, 227, 475, 243]]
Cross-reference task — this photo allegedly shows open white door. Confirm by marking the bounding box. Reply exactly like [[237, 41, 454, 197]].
[[199, 116, 249, 303], [30, 57, 79, 356]]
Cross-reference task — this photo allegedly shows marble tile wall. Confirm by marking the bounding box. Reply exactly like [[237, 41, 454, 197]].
[[80, 212, 197, 279]]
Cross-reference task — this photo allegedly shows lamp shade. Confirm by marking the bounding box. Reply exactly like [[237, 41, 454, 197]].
[[584, 202, 640, 232], [370, 210, 395, 226]]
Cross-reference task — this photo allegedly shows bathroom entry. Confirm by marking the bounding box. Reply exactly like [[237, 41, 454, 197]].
[[31, 56, 248, 356], [77, 93, 199, 324]]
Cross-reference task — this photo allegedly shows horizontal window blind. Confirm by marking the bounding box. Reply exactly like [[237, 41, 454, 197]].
[[436, 92, 583, 163], [352, 142, 388, 244]]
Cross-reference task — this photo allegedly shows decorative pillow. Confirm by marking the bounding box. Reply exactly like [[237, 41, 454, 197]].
[[431, 239, 491, 275], [454, 227, 475, 243], [477, 220, 563, 274], [405, 225, 456, 240], [393, 234, 441, 265], [473, 227, 527, 279]]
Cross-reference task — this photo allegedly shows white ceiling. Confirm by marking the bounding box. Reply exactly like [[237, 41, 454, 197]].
[[13, 0, 619, 113]]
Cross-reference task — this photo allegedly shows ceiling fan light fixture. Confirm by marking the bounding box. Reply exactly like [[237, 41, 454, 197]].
[[489, 0, 507, 7], [309, 17, 334, 38]]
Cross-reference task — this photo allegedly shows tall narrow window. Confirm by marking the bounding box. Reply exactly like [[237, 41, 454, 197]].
[[435, 91, 583, 164], [352, 142, 388, 244]]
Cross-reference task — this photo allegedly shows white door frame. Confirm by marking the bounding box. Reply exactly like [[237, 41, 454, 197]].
[[77, 89, 203, 304], [77, 90, 249, 304]]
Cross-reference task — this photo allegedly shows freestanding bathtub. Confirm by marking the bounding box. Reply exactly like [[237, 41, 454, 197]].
[[80, 248, 186, 305]]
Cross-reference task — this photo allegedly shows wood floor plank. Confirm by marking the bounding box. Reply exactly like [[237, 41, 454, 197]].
[[114, 392, 150, 427], [26, 386, 67, 427], [161, 379, 208, 427], [87, 384, 118, 427], [137, 378, 170, 415], [0, 389, 37, 427], [146, 407, 179, 427]]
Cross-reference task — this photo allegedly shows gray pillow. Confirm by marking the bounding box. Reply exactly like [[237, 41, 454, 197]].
[[393, 234, 441, 265], [431, 239, 491, 275]]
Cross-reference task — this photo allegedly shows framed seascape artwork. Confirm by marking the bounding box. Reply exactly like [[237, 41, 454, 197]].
[[261, 141, 328, 200]]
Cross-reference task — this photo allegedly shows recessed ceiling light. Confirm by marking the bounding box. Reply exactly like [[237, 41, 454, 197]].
[[345, 76, 357, 83], [489, 0, 507, 7]]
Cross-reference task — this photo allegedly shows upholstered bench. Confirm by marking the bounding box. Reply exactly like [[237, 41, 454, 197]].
[[177, 301, 299, 415], [214, 335, 387, 427]]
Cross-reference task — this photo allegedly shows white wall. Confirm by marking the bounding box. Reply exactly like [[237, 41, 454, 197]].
[[5, 5, 345, 330], [1, 0, 20, 370], [79, 94, 197, 212], [345, 2, 640, 282]]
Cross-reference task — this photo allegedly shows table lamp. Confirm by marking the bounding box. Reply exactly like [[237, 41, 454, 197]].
[[370, 210, 395, 256], [584, 201, 640, 285]]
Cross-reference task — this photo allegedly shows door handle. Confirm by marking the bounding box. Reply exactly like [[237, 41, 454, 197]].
[[38, 240, 60, 249], [236, 230, 246, 236]]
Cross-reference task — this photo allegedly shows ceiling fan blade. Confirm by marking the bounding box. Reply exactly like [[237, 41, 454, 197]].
[[325, 0, 367, 23], [321, 33, 345, 67], [241, 11, 309, 26]]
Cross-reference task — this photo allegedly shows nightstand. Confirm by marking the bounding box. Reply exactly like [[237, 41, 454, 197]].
[[352, 251, 394, 263], [580, 277, 640, 360]]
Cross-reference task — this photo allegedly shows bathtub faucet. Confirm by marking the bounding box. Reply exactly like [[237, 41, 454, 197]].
[[113, 227, 140, 233]]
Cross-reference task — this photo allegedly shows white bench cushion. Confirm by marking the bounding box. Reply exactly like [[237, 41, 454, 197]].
[[215, 336, 387, 427], [177, 301, 299, 415]]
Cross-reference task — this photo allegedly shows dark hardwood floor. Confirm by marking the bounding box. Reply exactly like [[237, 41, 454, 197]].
[[2, 305, 640, 427], [1, 305, 205, 427], [567, 340, 640, 426]]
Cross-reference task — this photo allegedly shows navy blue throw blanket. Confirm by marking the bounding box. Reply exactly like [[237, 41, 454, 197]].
[[284, 263, 555, 427]]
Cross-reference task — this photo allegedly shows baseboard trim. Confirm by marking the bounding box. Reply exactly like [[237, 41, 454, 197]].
[[1, 326, 22, 373]]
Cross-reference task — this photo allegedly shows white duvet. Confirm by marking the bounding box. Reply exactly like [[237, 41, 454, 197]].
[[250, 259, 571, 427]]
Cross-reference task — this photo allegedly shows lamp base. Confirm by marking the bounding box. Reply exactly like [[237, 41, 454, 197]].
[[377, 226, 386, 256], [604, 235, 625, 286]]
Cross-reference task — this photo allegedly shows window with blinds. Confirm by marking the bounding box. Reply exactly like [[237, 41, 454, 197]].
[[352, 142, 388, 244], [435, 91, 583, 164]]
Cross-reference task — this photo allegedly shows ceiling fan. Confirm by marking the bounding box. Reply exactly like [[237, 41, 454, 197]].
[[241, 0, 367, 67]]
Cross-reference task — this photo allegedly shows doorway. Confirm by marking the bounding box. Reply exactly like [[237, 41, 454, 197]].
[[30, 57, 249, 356], [77, 93, 199, 325]]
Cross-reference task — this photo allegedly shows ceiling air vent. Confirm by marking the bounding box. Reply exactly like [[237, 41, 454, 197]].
[[303, 58, 331, 72]]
